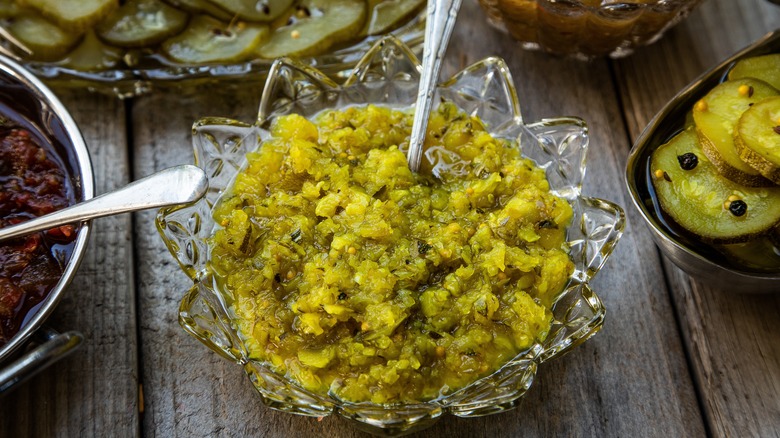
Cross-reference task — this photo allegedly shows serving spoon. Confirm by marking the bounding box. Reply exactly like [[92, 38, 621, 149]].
[[406, 0, 462, 172], [0, 164, 208, 243]]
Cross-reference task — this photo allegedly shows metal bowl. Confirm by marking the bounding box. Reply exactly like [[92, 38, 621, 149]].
[[0, 53, 93, 391], [625, 29, 780, 293]]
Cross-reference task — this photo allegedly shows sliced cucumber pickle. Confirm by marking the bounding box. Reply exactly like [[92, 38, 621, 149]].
[[162, 0, 234, 21], [735, 96, 780, 184], [7, 11, 82, 61], [96, 0, 189, 48], [728, 54, 780, 91], [693, 78, 778, 186], [19, 0, 118, 31], [161, 14, 269, 64], [651, 128, 780, 243], [258, 0, 366, 58], [0, 0, 20, 19], [361, 0, 424, 36], [63, 30, 123, 71], [719, 236, 780, 271], [208, 0, 295, 22]]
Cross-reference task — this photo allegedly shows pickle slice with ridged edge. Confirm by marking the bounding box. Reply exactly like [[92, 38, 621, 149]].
[[735, 96, 780, 184], [18, 0, 118, 31], [693, 78, 778, 186], [161, 14, 268, 64], [0, 0, 20, 19], [162, 0, 233, 21], [728, 54, 780, 91], [208, 0, 295, 22], [63, 30, 123, 71], [257, 0, 365, 59], [96, 0, 189, 48], [360, 0, 424, 37], [7, 11, 82, 61], [650, 128, 780, 244]]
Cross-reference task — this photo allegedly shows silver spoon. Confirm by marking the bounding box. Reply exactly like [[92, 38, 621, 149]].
[[0, 165, 208, 243], [406, 0, 462, 172]]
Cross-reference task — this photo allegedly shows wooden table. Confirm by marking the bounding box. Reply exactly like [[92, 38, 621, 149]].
[[2, 0, 779, 436]]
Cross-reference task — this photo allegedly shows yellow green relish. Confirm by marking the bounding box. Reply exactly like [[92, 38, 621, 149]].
[[209, 103, 574, 403]]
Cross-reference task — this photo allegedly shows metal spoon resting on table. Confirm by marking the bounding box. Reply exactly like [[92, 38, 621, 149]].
[[0, 165, 208, 243], [406, 0, 462, 172]]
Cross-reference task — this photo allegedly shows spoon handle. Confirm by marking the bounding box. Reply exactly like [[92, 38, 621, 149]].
[[0, 164, 208, 243], [406, 0, 462, 172]]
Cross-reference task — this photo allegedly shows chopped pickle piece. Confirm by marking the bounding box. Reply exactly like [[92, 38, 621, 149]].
[[7, 11, 82, 61], [62, 30, 123, 71], [161, 14, 268, 64], [211, 104, 572, 403], [360, 0, 424, 37], [693, 78, 778, 186], [96, 0, 189, 48], [735, 96, 780, 184], [651, 128, 780, 243], [728, 53, 780, 91], [18, 0, 118, 31], [208, 0, 295, 22], [257, 0, 366, 58]]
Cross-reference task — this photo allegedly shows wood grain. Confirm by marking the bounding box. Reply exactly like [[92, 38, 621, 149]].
[[0, 92, 139, 436], [3, 0, 778, 436], [614, 0, 780, 436]]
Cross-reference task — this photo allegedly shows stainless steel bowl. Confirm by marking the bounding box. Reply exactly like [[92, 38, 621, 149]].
[[626, 30, 780, 293], [0, 53, 93, 390]]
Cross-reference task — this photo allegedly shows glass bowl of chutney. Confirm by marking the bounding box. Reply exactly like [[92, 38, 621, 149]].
[[157, 36, 625, 434], [477, 0, 706, 59]]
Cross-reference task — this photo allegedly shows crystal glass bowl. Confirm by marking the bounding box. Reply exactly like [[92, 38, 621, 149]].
[[477, 0, 706, 59], [0, 3, 424, 98], [157, 36, 625, 434]]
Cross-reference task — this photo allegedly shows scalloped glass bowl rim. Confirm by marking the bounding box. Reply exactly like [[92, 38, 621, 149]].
[[157, 36, 626, 431]]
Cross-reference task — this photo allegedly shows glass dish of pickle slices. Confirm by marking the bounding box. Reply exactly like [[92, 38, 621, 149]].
[[0, 0, 425, 96]]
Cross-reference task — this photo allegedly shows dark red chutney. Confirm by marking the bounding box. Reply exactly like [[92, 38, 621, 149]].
[[0, 123, 76, 346]]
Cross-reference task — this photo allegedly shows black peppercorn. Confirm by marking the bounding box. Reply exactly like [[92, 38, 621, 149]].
[[677, 152, 698, 170], [728, 200, 748, 216]]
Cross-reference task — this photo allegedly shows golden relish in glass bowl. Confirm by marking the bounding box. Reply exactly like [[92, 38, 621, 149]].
[[157, 36, 625, 434]]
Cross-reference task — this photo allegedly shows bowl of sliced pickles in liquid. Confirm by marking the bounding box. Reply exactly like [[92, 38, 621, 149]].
[[626, 30, 780, 293], [0, 0, 425, 96]]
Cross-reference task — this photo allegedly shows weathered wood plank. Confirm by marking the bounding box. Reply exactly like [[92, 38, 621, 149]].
[[419, 1, 704, 436], [129, 1, 704, 437], [613, 0, 780, 436], [0, 92, 139, 437]]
